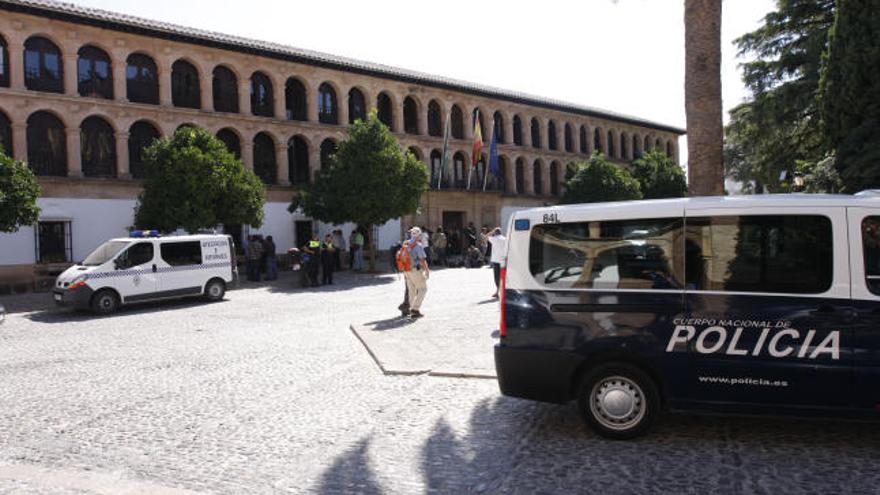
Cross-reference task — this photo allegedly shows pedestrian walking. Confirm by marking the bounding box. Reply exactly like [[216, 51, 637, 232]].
[[321, 233, 336, 285], [351, 229, 365, 271], [264, 235, 278, 281], [398, 227, 429, 318], [246, 235, 264, 282], [487, 227, 507, 298]]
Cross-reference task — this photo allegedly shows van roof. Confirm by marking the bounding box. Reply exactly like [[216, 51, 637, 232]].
[[108, 234, 229, 242], [516, 193, 880, 217]]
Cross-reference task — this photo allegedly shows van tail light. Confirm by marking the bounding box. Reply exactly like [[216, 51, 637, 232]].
[[499, 267, 507, 337]]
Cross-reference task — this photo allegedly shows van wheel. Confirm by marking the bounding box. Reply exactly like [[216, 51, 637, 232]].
[[91, 289, 120, 315], [577, 362, 659, 440], [204, 279, 226, 301]]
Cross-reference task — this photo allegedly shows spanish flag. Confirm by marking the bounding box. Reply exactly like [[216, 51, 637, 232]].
[[472, 111, 483, 167]]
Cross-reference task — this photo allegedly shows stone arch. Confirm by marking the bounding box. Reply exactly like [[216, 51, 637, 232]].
[[620, 131, 629, 160], [564, 123, 573, 152], [407, 146, 423, 161], [450, 104, 465, 139], [492, 111, 505, 144], [215, 127, 241, 159], [250, 70, 275, 117], [376, 91, 395, 130], [320, 137, 338, 170], [532, 158, 544, 195], [429, 149, 443, 188], [171, 58, 201, 109], [26, 110, 67, 176], [24, 35, 64, 93], [403, 95, 420, 135], [80, 115, 117, 178], [76, 44, 113, 99], [317, 81, 339, 124], [579, 125, 588, 154], [547, 120, 557, 151], [514, 157, 526, 194], [550, 161, 561, 196], [348, 86, 368, 124], [530, 117, 541, 149], [126, 52, 159, 104], [253, 131, 278, 184], [288, 134, 310, 185], [284, 77, 308, 121], [129, 120, 162, 178], [427, 99, 443, 137]]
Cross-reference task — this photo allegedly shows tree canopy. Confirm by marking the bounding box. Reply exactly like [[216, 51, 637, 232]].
[[134, 127, 265, 233], [561, 153, 642, 204], [631, 150, 688, 199], [724, 0, 835, 192], [819, 0, 880, 191], [0, 147, 41, 233]]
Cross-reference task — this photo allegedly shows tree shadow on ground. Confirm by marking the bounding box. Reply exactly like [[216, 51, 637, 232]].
[[21, 297, 226, 325], [315, 437, 383, 495], [264, 270, 397, 295]]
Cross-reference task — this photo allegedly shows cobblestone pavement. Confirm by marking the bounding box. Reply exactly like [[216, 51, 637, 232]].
[[1, 268, 880, 494]]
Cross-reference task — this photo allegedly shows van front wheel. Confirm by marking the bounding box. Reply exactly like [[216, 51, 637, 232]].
[[577, 363, 659, 440], [204, 279, 226, 301], [90, 289, 120, 315]]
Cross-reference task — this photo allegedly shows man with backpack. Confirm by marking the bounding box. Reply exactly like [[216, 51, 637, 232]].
[[396, 226, 429, 318]]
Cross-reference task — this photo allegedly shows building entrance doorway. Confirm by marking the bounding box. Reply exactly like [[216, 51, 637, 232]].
[[295, 221, 313, 249], [442, 211, 465, 255]]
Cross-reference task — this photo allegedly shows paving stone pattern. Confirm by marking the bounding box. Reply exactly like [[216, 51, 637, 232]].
[[1, 268, 879, 494]]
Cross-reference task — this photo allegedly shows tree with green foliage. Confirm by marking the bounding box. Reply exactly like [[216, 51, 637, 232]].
[[796, 154, 843, 193], [562, 153, 641, 204], [724, 0, 835, 193], [291, 112, 427, 271], [0, 147, 41, 232], [819, 0, 880, 191], [631, 150, 688, 199], [134, 127, 265, 233]]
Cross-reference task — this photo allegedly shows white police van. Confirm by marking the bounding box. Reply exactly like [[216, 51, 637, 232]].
[[496, 193, 880, 438], [53, 231, 236, 314]]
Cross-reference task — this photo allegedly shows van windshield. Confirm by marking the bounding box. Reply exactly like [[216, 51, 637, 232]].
[[82, 241, 130, 266]]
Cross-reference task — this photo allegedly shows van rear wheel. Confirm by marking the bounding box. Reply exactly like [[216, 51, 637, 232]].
[[90, 289, 120, 315], [577, 362, 659, 439], [204, 279, 226, 301]]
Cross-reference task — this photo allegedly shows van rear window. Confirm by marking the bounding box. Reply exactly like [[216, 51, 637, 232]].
[[685, 215, 832, 294], [160, 241, 202, 267], [529, 218, 684, 290]]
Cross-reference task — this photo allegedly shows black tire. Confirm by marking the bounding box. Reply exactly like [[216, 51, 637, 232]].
[[576, 362, 660, 440], [204, 278, 226, 301], [90, 289, 120, 315]]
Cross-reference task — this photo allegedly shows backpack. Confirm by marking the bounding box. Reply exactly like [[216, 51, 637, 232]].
[[395, 242, 413, 272]]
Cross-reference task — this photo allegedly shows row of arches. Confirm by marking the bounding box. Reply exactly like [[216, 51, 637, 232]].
[[0, 33, 679, 162]]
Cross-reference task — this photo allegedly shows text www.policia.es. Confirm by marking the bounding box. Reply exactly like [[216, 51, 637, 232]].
[[698, 376, 789, 387]]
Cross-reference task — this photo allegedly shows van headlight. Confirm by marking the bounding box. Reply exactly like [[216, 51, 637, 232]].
[[68, 275, 88, 290]]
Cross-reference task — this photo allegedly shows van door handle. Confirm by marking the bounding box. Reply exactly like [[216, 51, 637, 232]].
[[152, 264, 157, 273], [811, 305, 836, 315]]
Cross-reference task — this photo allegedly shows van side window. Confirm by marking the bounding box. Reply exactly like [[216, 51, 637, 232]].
[[685, 215, 832, 294], [160, 241, 202, 266], [861, 216, 880, 295], [123, 242, 153, 267], [529, 218, 683, 289]]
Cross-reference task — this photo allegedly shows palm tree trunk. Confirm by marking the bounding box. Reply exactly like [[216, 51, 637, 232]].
[[685, 0, 724, 196]]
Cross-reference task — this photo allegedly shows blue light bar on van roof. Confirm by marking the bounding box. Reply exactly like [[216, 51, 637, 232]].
[[129, 230, 159, 238], [514, 219, 530, 231]]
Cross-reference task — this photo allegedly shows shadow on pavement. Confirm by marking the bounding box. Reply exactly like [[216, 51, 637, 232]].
[[264, 271, 397, 294], [316, 438, 383, 495], [361, 316, 417, 331], [22, 298, 226, 324]]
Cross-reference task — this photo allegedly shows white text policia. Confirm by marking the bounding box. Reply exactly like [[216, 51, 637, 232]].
[[666, 325, 840, 360]]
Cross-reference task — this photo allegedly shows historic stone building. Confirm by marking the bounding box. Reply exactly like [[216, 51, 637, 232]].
[[0, 0, 684, 290]]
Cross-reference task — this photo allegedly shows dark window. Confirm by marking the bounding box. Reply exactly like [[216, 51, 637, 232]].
[[81, 116, 116, 178], [862, 217, 880, 295], [565, 162, 578, 180], [253, 132, 276, 184], [550, 162, 560, 196], [515, 159, 525, 194], [594, 128, 602, 153], [117, 242, 154, 268], [348, 88, 366, 124], [633, 135, 642, 159], [530, 118, 541, 148], [493, 112, 505, 143], [453, 152, 466, 188], [644, 135, 651, 152], [512, 115, 523, 146], [666, 141, 673, 158], [408, 147, 422, 161], [451, 105, 464, 139], [495, 156, 507, 192], [77, 45, 112, 99], [656, 138, 662, 150], [216, 128, 240, 159], [24, 36, 62, 93], [564, 124, 573, 152], [212, 66, 238, 113], [288, 136, 309, 185], [171, 59, 200, 109], [126, 53, 158, 104], [160, 241, 202, 266], [533, 161, 543, 195], [621, 133, 629, 159], [318, 83, 337, 124], [580, 126, 588, 153], [26, 111, 66, 176], [36, 221, 71, 263], [285, 78, 307, 121], [428, 100, 442, 137], [607, 131, 615, 158], [320, 139, 337, 171], [129, 120, 160, 179], [404, 97, 419, 134], [250, 71, 273, 117], [548, 121, 557, 150], [530, 218, 684, 289], [0, 110, 11, 156], [377, 92, 393, 130], [429, 149, 443, 188], [0, 35, 8, 87], [474, 155, 485, 188], [686, 215, 833, 294]]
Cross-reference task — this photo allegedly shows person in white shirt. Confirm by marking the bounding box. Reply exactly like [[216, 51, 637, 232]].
[[486, 227, 507, 298]]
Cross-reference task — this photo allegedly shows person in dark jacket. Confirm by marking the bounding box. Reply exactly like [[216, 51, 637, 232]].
[[321, 234, 336, 285]]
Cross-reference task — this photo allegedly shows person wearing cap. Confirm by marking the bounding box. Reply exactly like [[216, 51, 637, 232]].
[[403, 226, 430, 318]]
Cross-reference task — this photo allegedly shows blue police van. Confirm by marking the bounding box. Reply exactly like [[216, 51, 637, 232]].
[[495, 193, 880, 438]]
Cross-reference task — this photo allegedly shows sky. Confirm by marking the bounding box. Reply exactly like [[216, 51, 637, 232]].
[[65, 0, 777, 164]]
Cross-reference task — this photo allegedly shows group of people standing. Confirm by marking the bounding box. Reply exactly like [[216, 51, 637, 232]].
[[244, 234, 277, 282], [298, 228, 368, 287]]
